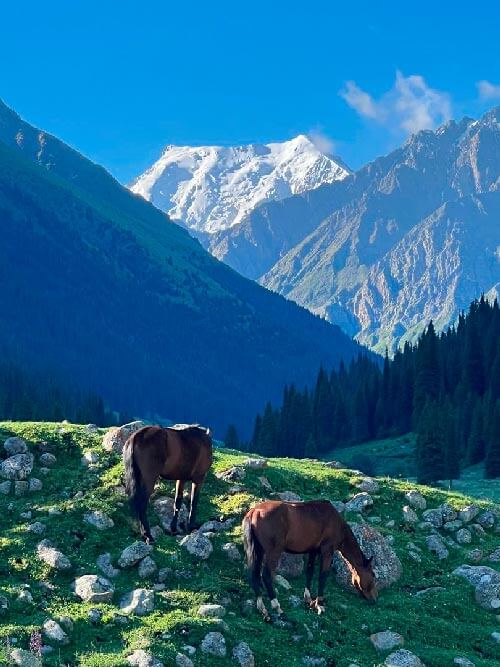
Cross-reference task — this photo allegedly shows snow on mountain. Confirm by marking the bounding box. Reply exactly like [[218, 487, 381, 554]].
[[130, 135, 350, 234]]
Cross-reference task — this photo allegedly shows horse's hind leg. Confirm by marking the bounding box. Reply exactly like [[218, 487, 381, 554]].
[[188, 481, 203, 532], [262, 550, 283, 616], [137, 483, 154, 544], [170, 480, 185, 534], [251, 542, 270, 622], [304, 551, 317, 605]]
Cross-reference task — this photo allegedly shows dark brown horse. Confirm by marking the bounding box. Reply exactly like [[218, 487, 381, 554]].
[[242, 499, 377, 620], [123, 424, 213, 542]]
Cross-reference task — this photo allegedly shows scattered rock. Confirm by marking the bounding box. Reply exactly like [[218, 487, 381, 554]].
[[458, 505, 479, 523], [345, 492, 373, 512], [275, 574, 291, 590], [259, 476, 272, 491], [0, 480, 11, 494], [233, 641, 255, 667], [426, 535, 449, 560], [198, 603, 226, 618], [82, 451, 99, 466], [120, 588, 155, 615], [453, 658, 475, 667], [477, 510, 496, 529], [370, 631, 405, 651], [453, 565, 500, 611], [331, 500, 346, 514], [0, 452, 34, 480], [42, 618, 69, 644], [198, 518, 234, 533], [0, 594, 9, 615], [96, 553, 119, 578], [153, 496, 188, 531], [216, 466, 245, 482], [491, 631, 500, 642], [405, 490, 426, 510], [73, 575, 114, 603], [275, 490, 302, 502], [36, 540, 72, 570], [277, 552, 304, 578], [455, 528, 472, 544], [102, 421, 145, 454], [402, 506, 418, 524], [201, 631, 226, 657], [440, 504, 457, 522], [222, 542, 241, 560], [244, 458, 267, 468], [180, 531, 213, 559], [466, 549, 483, 563], [17, 590, 33, 605], [333, 523, 402, 591], [488, 547, 500, 562], [384, 649, 425, 666], [158, 567, 172, 583], [422, 509, 443, 528], [444, 519, 463, 532], [10, 648, 42, 667], [84, 510, 114, 530], [14, 480, 29, 496], [176, 655, 194, 667], [4, 437, 28, 455], [118, 541, 153, 568], [126, 649, 164, 667], [138, 556, 157, 579], [302, 659, 326, 666], [324, 460, 344, 469], [39, 452, 57, 466], [29, 478, 43, 492], [356, 477, 379, 493], [415, 586, 446, 597]]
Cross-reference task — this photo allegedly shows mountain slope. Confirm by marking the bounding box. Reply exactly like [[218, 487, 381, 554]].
[[0, 100, 361, 434], [256, 111, 500, 352], [130, 135, 349, 238]]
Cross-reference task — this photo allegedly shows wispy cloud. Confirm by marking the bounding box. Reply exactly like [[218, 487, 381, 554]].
[[340, 71, 452, 135], [477, 79, 500, 100], [308, 128, 336, 155]]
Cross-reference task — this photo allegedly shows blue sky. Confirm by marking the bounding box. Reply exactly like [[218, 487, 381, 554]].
[[1, 1, 500, 183]]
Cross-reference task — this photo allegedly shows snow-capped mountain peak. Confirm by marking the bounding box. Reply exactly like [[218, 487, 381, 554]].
[[130, 136, 350, 234]]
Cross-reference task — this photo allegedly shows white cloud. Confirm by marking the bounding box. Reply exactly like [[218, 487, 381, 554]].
[[477, 79, 500, 100], [308, 128, 336, 155], [340, 71, 452, 135]]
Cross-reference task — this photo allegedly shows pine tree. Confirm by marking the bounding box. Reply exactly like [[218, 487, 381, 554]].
[[467, 401, 486, 465], [258, 402, 278, 456], [416, 401, 446, 484], [304, 433, 317, 458], [224, 424, 239, 450]]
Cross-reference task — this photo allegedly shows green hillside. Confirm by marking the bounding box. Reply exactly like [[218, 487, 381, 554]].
[[0, 422, 499, 667]]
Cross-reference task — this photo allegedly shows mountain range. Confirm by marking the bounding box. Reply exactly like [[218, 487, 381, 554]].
[[132, 111, 500, 353], [0, 99, 361, 435]]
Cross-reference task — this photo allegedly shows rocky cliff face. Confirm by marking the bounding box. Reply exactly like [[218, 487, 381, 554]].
[[259, 110, 500, 352]]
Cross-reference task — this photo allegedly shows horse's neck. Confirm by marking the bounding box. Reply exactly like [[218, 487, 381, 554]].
[[339, 523, 364, 569]]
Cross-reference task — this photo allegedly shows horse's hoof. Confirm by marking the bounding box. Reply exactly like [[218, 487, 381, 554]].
[[309, 598, 325, 615], [142, 535, 154, 545]]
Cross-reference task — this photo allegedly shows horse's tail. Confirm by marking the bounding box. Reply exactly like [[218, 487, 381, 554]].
[[242, 512, 260, 571], [123, 434, 146, 521]]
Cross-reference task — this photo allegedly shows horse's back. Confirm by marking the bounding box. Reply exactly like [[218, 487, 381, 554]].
[[163, 426, 213, 482]]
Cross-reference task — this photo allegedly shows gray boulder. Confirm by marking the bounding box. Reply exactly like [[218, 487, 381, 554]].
[[39, 452, 57, 466], [154, 496, 188, 531], [3, 437, 28, 455], [29, 478, 43, 492], [477, 510, 496, 529], [426, 535, 449, 560], [102, 421, 145, 454], [370, 631, 405, 651], [216, 466, 245, 482], [221, 542, 241, 561], [402, 506, 418, 524], [458, 505, 479, 523], [345, 492, 373, 512], [0, 480, 11, 495], [138, 556, 157, 579], [244, 458, 267, 468], [120, 588, 155, 615], [96, 553, 119, 578], [233, 641, 255, 667], [405, 490, 426, 510], [0, 453, 34, 480], [84, 510, 114, 530], [453, 564, 500, 611], [36, 540, 72, 570], [384, 649, 425, 666], [422, 509, 443, 528], [126, 649, 164, 667], [74, 575, 114, 603], [277, 552, 304, 578], [198, 603, 226, 617], [42, 618, 69, 645], [275, 490, 302, 501], [355, 477, 380, 493], [455, 528, 472, 544], [10, 649, 42, 667], [118, 541, 153, 568], [201, 631, 226, 657], [180, 531, 213, 559], [27, 522, 46, 535], [176, 655, 194, 667], [333, 523, 402, 591], [14, 481, 29, 496]]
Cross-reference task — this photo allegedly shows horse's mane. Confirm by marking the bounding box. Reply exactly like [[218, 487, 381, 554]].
[[168, 423, 211, 436]]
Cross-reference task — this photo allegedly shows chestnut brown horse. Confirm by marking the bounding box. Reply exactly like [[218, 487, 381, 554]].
[[123, 424, 213, 542], [242, 499, 377, 620]]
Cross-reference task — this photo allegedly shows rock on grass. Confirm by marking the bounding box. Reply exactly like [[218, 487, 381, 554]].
[[384, 649, 425, 666], [126, 649, 164, 667], [36, 540, 72, 570], [118, 541, 153, 568], [10, 648, 42, 667], [233, 641, 255, 667], [83, 510, 114, 530], [370, 631, 405, 651], [180, 531, 213, 559], [120, 588, 155, 615], [73, 575, 114, 603], [201, 631, 226, 657]]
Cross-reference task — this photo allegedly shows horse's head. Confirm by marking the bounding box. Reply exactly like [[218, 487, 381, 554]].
[[351, 554, 378, 603]]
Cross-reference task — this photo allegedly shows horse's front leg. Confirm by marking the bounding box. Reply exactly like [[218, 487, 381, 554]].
[[170, 480, 184, 534], [188, 480, 203, 532], [310, 547, 333, 615], [304, 551, 317, 605]]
